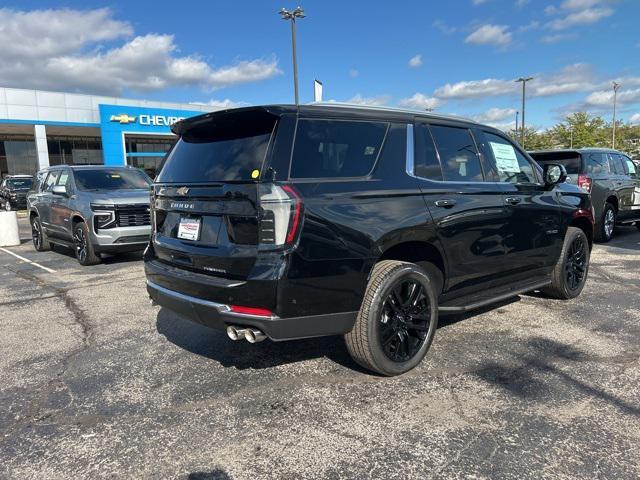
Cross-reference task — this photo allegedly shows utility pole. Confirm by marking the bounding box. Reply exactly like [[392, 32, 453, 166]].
[[612, 81, 621, 149], [279, 7, 306, 105], [515, 111, 519, 133], [515, 77, 534, 148]]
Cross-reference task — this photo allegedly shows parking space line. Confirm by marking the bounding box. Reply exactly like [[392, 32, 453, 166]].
[[0, 247, 57, 273]]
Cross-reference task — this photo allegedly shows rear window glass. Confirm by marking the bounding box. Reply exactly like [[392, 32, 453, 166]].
[[429, 125, 483, 182], [157, 111, 277, 183], [6, 178, 33, 189], [74, 169, 151, 191], [290, 119, 388, 178], [414, 124, 443, 181], [610, 154, 626, 174], [529, 152, 583, 174]]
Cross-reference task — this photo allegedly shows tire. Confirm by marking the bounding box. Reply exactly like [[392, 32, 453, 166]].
[[73, 222, 101, 266], [543, 226, 590, 300], [345, 260, 439, 376], [595, 203, 616, 242], [30, 216, 51, 252]]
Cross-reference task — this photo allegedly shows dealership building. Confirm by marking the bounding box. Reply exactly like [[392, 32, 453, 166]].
[[0, 87, 218, 178]]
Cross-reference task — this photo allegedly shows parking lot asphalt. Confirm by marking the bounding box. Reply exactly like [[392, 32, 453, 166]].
[[1, 216, 639, 479]]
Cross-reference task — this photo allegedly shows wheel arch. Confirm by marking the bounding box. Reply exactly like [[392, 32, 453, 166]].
[[375, 240, 447, 295], [605, 195, 619, 211], [570, 216, 593, 249]]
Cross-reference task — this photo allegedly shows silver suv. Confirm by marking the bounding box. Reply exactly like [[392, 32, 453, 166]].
[[27, 165, 152, 265]]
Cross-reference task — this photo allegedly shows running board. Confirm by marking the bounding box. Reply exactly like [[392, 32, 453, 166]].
[[438, 280, 551, 313]]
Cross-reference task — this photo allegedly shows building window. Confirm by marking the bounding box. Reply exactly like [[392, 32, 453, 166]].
[[0, 135, 38, 177], [47, 136, 103, 166]]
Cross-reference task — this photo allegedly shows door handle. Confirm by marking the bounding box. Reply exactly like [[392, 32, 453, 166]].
[[505, 196, 522, 205], [434, 199, 457, 208]]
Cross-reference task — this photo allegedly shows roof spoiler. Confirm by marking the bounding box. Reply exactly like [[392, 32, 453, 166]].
[[171, 106, 282, 136]]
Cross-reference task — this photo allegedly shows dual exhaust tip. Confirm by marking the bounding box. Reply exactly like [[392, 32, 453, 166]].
[[226, 325, 266, 343]]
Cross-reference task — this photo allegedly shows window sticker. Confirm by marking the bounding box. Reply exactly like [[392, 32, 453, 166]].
[[490, 142, 520, 173]]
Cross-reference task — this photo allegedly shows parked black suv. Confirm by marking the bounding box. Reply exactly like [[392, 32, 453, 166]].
[[145, 105, 594, 376], [529, 148, 640, 242], [0, 175, 33, 211]]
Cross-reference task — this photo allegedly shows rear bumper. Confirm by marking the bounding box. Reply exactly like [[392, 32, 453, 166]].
[[146, 280, 357, 341]]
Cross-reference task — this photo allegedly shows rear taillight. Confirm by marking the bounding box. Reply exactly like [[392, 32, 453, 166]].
[[578, 174, 592, 193], [259, 184, 303, 247]]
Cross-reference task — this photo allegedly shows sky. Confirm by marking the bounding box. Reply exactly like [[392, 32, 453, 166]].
[[1, 0, 639, 129]]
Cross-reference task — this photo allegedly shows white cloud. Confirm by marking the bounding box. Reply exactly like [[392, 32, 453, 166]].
[[474, 107, 517, 123], [516, 0, 530, 7], [398, 93, 441, 110], [472, 0, 489, 5], [435, 78, 517, 99], [630, 113, 640, 125], [189, 99, 247, 109], [547, 7, 613, 30], [540, 33, 578, 43], [432, 20, 457, 35], [0, 7, 281, 95], [408, 54, 423, 68], [585, 88, 640, 107], [349, 69, 359, 78], [530, 63, 596, 96], [561, 0, 602, 10], [465, 24, 512, 46], [346, 94, 390, 106]]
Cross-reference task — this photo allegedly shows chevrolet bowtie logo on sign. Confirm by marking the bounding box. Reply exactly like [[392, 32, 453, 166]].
[[110, 114, 137, 124]]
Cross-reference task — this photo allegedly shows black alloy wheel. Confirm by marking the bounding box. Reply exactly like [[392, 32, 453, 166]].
[[32, 219, 42, 249], [379, 279, 432, 362], [564, 234, 587, 292], [74, 225, 89, 264]]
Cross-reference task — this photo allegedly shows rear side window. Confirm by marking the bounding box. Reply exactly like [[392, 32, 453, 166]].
[[429, 125, 483, 182], [157, 110, 277, 183], [414, 124, 443, 181], [290, 119, 388, 179], [585, 153, 610, 174], [529, 152, 583, 175], [624, 156, 637, 178], [43, 171, 60, 192], [481, 132, 537, 184], [609, 154, 626, 174]]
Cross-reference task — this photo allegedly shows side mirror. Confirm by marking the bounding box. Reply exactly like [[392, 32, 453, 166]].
[[52, 185, 68, 197], [543, 163, 567, 188]]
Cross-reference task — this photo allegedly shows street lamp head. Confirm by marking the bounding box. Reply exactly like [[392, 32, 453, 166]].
[[613, 81, 621, 92], [515, 76, 534, 83], [279, 6, 305, 19]]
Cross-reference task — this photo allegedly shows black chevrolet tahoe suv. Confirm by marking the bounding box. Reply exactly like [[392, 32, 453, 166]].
[[145, 104, 594, 376]]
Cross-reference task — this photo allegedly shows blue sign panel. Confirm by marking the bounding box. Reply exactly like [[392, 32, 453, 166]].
[[99, 104, 203, 166]]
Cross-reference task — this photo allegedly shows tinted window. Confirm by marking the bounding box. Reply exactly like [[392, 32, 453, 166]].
[[414, 124, 442, 181], [482, 132, 536, 183], [57, 170, 70, 187], [74, 169, 151, 191], [609, 154, 626, 175], [6, 178, 33, 189], [529, 152, 583, 175], [157, 110, 277, 183], [585, 153, 610, 174], [429, 125, 483, 182], [290, 119, 387, 178]]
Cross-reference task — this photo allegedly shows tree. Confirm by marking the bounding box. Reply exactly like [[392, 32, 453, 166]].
[[548, 112, 608, 149]]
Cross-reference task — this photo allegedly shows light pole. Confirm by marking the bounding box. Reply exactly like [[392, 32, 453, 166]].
[[515, 111, 519, 133], [515, 76, 534, 148], [612, 81, 621, 149], [279, 6, 306, 105]]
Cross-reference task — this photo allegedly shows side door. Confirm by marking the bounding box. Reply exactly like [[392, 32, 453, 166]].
[[49, 168, 74, 240], [621, 154, 640, 221], [476, 129, 562, 276], [412, 122, 512, 295], [609, 153, 634, 221], [39, 170, 60, 230]]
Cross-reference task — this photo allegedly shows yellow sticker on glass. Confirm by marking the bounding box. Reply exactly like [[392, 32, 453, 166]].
[[251, 169, 260, 179], [110, 174, 121, 179]]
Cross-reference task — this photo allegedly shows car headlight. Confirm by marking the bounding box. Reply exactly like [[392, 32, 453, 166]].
[[91, 203, 116, 230]]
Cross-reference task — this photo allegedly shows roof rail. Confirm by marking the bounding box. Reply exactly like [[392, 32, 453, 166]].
[[308, 102, 475, 123]]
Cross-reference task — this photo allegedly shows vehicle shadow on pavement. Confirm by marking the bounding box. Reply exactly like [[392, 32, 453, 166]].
[[471, 336, 640, 417], [48, 244, 143, 265], [155, 308, 367, 373], [185, 468, 232, 480], [606, 226, 640, 252]]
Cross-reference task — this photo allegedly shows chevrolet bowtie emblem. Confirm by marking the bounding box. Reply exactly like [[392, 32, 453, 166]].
[[176, 187, 189, 196], [110, 114, 137, 124]]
